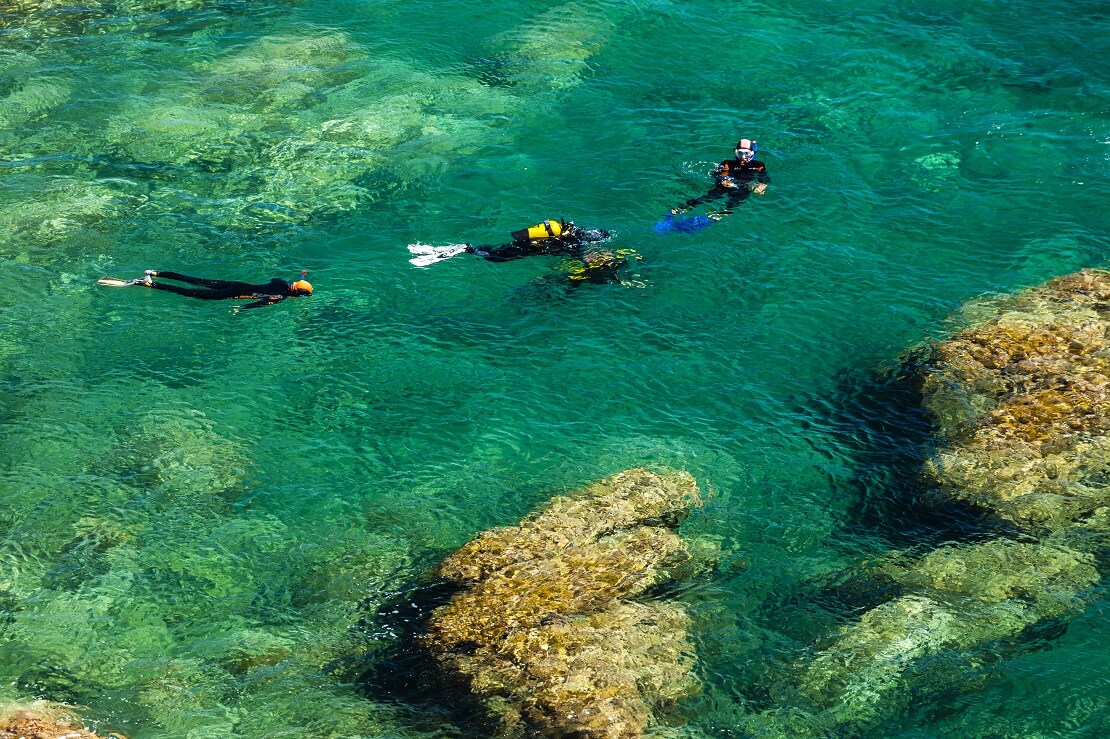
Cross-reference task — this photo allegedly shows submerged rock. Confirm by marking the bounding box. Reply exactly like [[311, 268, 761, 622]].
[[478, 1, 617, 92], [0, 700, 120, 738], [748, 271, 1110, 737], [788, 538, 1098, 730], [920, 269, 1110, 531], [103, 409, 252, 503], [910, 152, 961, 192], [94, 31, 525, 230], [0, 177, 141, 256], [422, 468, 706, 738]]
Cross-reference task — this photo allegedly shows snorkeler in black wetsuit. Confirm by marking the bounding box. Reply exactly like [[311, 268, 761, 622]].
[[102, 270, 313, 310], [671, 138, 770, 219]]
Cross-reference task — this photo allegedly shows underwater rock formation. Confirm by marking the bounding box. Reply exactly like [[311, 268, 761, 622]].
[[783, 538, 1098, 731], [477, 1, 617, 92], [423, 468, 705, 738], [0, 0, 247, 39], [0, 177, 141, 257], [0, 700, 119, 738], [92, 30, 525, 230], [0, 53, 71, 129], [747, 271, 1110, 737], [104, 410, 251, 503], [920, 269, 1110, 532]]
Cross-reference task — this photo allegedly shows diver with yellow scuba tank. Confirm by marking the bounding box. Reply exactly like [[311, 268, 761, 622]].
[[407, 219, 611, 267], [408, 218, 639, 290]]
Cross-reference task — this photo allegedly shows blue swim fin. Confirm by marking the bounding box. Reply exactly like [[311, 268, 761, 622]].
[[652, 214, 715, 234]]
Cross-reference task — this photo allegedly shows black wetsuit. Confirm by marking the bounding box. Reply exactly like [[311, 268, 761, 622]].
[[465, 226, 611, 262], [150, 272, 295, 310], [677, 158, 771, 215]]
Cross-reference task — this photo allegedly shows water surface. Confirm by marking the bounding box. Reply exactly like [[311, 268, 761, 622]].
[[1, 0, 1107, 736]]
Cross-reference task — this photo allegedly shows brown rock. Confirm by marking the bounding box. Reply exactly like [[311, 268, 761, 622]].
[[0, 701, 124, 739], [423, 468, 705, 738]]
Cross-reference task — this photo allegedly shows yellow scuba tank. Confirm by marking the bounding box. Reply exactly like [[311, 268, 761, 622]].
[[511, 218, 564, 242]]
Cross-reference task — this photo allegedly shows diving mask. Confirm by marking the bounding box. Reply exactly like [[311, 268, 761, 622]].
[[735, 139, 758, 162]]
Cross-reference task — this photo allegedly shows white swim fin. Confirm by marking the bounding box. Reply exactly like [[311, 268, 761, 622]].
[[409, 244, 469, 267]]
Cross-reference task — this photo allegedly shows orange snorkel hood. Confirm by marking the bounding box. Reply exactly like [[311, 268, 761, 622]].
[[290, 270, 313, 295]]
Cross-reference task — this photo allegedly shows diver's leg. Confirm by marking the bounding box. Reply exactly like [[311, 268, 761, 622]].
[[148, 282, 228, 300], [154, 272, 256, 291], [710, 188, 751, 218], [674, 186, 727, 214], [471, 243, 530, 262]]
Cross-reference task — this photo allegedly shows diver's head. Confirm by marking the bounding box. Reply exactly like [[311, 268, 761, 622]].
[[735, 138, 758, 163], [289, 270, 313, 296]]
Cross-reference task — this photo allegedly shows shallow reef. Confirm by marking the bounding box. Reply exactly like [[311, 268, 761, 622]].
[[0, 176, 143, 262], [100, 409, 252, 504], [0, 52, 71, 130], [745, 271, 1110, 737], [477, 1, 618, 92], [782, 538, 1098, 732], [920, 269, 1110, 532], [0, 376, 420, 737], [92, 30, 528, 230], [0, 0, 250, 39], [422, 468, 707, 738], [3, 20, 534, 242]]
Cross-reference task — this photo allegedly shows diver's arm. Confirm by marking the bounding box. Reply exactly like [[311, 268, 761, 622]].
[[713, 160, 740, 189], [752, 162, 770, 194], [235, 294, 286, 311]]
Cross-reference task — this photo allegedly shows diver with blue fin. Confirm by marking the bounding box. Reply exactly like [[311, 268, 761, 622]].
[[98, 269, 313, 311], [408, 219, 611, 267], [656, 138, 770, 233]]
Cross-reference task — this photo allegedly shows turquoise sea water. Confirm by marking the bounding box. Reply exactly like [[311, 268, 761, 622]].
[[1, 0, 1108, 735]]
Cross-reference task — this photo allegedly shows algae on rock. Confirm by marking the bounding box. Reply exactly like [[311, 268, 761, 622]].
[[478, 1, 617, 92], [0, 700, 120, 738], [921, 269, 1110, 531], [747, 271, 1110, 737], [423, 468, 707, 738], [786, 538, 1098, 731]]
